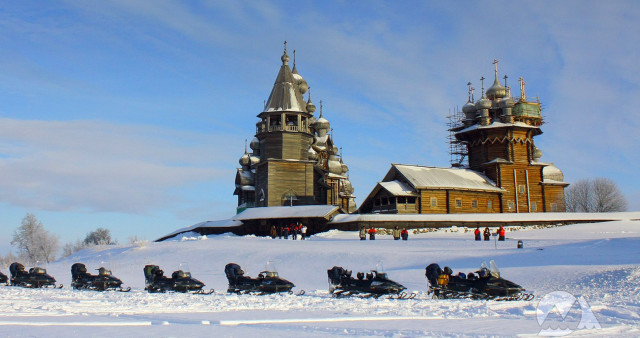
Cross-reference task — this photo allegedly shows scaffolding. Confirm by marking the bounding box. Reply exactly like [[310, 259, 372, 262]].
[[446, 108, 467, 168]]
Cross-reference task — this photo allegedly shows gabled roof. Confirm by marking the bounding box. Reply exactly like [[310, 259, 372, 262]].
[[387, 164, 504, 192], [263, 52, 307, 113]]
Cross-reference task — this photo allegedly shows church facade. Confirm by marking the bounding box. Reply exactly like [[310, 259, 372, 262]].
[[234, 45, 356, 213], [359, 61, 568, 214]]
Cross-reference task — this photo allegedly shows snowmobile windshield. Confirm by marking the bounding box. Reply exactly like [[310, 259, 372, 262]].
[[98, 268, 111, 276], [264, 261, 278, 273], [375, 261, 386, 273], [33, 267, 46, 274], [178, 263, 192, 276], [489, 260, 500, 278]]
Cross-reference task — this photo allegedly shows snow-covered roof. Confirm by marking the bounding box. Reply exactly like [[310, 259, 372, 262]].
[[331, 212, 640, 224], [263, 62, 307, 113], [233, 205, 340, 221], [457, 121, 540, 134], [391, 164, 504, 192], [161, 219, 244, 238], [379, 180, 417, 196]]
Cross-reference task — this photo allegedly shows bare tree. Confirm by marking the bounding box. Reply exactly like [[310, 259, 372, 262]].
[[84, 228, 115, 246], [591, 177, 628, 212], [565, 178, 627, 212], [11, 213, 59, 264]]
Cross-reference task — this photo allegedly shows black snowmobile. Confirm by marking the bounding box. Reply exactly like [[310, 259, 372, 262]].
[[143, 264, 213, 294], [71, 263, 130, 292], [0, 269, 8, 285], [9, 262, 60, 288], [425, 260, 534, 301], [327, 266, 414, 299], [225, 263, 298, 295]]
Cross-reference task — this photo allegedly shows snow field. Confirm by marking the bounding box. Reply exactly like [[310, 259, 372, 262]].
[[0, 220, 638, 336]]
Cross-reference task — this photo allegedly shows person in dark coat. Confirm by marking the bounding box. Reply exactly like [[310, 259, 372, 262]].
[[270, 225, 277, 239], [474, 227, 481, 241], [401, 228, 409, 240], [292, 224, 298, 240], [483, 227, 491, 241], [278, 225, 283, 239], [283, 226, 289, 239]]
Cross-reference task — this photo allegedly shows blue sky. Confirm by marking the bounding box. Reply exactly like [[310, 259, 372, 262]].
[[1, 1, 639, 253]]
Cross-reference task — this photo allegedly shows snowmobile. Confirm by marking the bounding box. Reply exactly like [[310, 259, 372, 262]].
[[143, 264, 213, 294], [224, 263, 299, 295], [9, 262, 60, 288], [71, 263, 130, 292], [327, 266, 414, 299], [425, 260, 534, 301], [0, 269, 7, 285]]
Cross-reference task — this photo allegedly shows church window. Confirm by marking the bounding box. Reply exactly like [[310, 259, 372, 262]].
[[551, 203, 558, 212], [531, 202, 537, 211], [455, 199, 462, 208], [408, 197, 416, 204], [508, 201, 514, 210], [397, 196, 406, 204], [472, 200, 478, 208], [487, 200, 493, 210], [519, 185, 526, 194], [430, 197, 437, 207]]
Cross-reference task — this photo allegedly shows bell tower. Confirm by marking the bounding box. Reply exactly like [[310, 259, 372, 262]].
[[234, 43, 356, 212]]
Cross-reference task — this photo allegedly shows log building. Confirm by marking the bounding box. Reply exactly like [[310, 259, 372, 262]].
[[234, 44, 356, 214], [359, 60, 568, 214]]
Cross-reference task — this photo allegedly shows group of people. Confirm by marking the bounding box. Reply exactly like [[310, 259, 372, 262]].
[[270, 223, 307, 240], [473, 226, 506, 241], [359, 226, 409, 241]]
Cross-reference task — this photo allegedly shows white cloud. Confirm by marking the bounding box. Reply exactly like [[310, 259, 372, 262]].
[[0, 118, 235, 214]]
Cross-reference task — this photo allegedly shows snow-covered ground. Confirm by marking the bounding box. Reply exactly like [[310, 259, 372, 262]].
[[1, 220, 639, 337]]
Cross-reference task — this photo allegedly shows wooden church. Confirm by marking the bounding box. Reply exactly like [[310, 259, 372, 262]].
[[234, 44, 356, 213], [359, 60, 568, 214]]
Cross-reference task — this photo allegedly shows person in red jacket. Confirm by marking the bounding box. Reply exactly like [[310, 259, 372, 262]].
[[474, 227, 481, 241], [497, 226, 506, 241], [368, 227, 376, 240], [401, 228, 409, 241]]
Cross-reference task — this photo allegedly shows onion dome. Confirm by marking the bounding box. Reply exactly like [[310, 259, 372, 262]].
[[314, 115, 330, 132], [542, 163, 564, 182], [328, 158, 343, 175], [341, 180, 354, 194], [306, 89, 316, 114], [462, 100, 476, 114], [486, 77, 506, 100], [291, 50, 308, 94], [239, 152, 251, 167], [307, 147, 318, 160], [486, 60, 506, 100], [532, 146, 543, 161], [250, 137, 260, 151], [499, 90, 515, 108], [476, 96, 491, 110], [341, 162, 349, 174], [250, 155, 260, 166]]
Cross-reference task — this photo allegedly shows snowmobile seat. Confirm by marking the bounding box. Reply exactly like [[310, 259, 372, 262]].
[[457, 272, 466, 279], [425, 263, 443, 287], [357, 272, 364, 280], [327, 266, 345, 285], [366, 272, 373, 280], [225, 263, 245, 284], [71, 263, 90, 280], [467, 272, 477, 280], [143, 265, 159, 285], [9, 262, 26, 277]]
